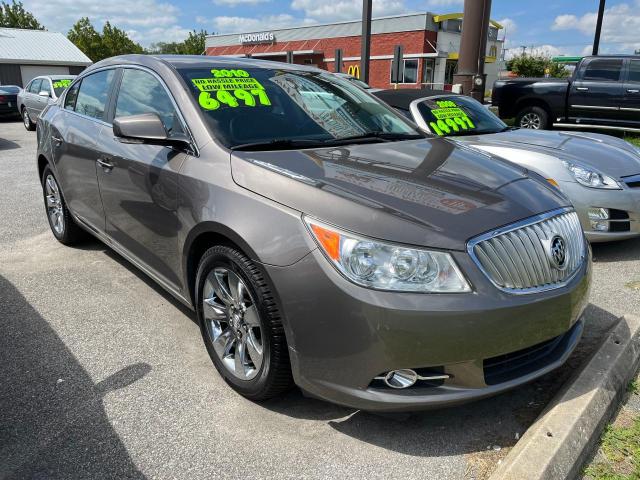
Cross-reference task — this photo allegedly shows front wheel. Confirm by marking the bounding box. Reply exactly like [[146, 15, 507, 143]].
[[22, 108, 35, 131], [516, 106, 551, 130], [195, 245, 292, 400], [41, 165, 86, 245]]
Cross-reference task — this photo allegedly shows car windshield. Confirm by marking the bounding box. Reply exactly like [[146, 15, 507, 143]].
[[51, 78, 74, 97], [415, 95, 508, 137], [347, 77, 372, 89], [177, 66, 422, 149]]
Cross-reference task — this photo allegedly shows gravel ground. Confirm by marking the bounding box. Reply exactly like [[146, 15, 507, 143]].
[[1, 119, 638, 480]]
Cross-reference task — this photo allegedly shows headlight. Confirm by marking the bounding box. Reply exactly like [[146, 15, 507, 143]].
[[562, 160, 621, 189], [305, 218, 471, 293]]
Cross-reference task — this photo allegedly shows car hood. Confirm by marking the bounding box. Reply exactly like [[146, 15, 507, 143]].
[[457, 129, 640, 179], [230, 138, 569, 251]]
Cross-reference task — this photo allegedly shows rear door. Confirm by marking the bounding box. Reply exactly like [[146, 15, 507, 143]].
[[95, 67, 189, 288], [24, 78, 42, 118], [53, 69, 117, 231], [568, 58, 625, 123], [621, 59, 640, 126]]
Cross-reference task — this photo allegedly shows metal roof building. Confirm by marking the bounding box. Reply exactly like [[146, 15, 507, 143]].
[[0, 28, 92, 87]]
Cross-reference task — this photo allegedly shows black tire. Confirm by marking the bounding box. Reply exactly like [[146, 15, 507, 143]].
[[195, 245, 292, 400], [41, 165, 86, 245], [22, 107, 35, 131], [515, 105, 551, 130]]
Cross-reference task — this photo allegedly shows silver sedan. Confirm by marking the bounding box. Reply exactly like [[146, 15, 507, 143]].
[[375, 89, 640, 242]]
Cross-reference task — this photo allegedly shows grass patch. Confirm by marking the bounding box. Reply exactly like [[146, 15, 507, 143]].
[[584, 415, 640, 479], [625, 135, 640, 148], [630, 381, 640, 395]]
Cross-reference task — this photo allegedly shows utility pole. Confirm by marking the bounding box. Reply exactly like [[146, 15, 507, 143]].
[[360, 0, 372, 83], [592, 0, 606, 55], [453, 0, 492, 102]]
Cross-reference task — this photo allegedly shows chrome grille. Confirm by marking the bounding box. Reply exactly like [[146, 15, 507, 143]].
[[468, 209, 586, 294]]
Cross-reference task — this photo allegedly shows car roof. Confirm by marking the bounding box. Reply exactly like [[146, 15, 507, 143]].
[[373, 88, 456, 109], [88, 54, 322, 74]]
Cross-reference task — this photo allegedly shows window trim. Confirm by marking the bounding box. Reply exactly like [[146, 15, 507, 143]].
[[61, 67, 118, 127]]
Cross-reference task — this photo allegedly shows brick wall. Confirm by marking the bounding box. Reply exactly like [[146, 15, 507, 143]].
[[206, 30, 438, 90]]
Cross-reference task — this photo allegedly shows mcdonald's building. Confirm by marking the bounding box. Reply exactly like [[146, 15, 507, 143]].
[[205, 12, 504, 91]]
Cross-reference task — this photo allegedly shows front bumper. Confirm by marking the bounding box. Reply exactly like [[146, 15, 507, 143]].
[[559, 180, 640, 242], [265, 246, 591, 412]]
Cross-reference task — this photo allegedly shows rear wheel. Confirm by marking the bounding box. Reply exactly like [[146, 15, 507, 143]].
[[22, 107, 35, 131], [195, 245, 292, 400], [516, 106, 551, 130], [41, 165, 86, 245]]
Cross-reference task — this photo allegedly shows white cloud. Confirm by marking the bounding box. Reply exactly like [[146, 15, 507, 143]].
[[290, 0, 406, 22], [23, 0, 189, 47], [551, 1, 640, 52], [498, 18, 516, 36], [213, 0, 270, 5], [208, 13, 314, 33], [424, 0, 463, 8]]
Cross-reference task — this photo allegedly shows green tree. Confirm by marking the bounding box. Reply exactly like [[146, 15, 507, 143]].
[[506, 54, 569, 78], [67, 17, 104, 62], [0, 0, 44, 29], [67, 18, 144, 62], [148, 30, 209, 55]]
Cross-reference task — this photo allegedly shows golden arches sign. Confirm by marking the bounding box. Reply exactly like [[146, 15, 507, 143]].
[[347, 65, 360, 79]]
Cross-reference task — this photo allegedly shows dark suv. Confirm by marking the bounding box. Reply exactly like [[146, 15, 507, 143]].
[[36, 55, 591, 411]]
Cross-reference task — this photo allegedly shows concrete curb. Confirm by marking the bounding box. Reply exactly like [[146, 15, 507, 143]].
[[489, 315, 640, 480]]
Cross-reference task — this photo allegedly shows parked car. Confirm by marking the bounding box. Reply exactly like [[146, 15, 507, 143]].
[[333, 72, 381, 92], [17, 75, 75, 131], [37, 55, 590, 411], [375, 88, 640, 243], [0, 85, 21, 118], [492, 55, 640, 131]]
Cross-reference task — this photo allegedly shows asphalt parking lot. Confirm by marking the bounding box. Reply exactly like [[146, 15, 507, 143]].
[[1, 119, 639, 480]]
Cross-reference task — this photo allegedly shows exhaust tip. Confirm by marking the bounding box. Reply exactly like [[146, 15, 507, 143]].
[[384, 369, 418, 389]]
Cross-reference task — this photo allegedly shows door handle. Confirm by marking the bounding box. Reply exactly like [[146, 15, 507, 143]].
[[97, 158, 114, 172], [628, 89, 640, 94], [51, 135, 63, 146], [576, 87, 589, 91]]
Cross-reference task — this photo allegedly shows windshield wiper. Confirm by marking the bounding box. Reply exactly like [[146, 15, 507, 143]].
[[323, 131, 425, 145], [230, 138, 329, 151]]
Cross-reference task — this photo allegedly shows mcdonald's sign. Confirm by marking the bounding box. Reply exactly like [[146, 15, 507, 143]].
[[347, 65, 360, 79]]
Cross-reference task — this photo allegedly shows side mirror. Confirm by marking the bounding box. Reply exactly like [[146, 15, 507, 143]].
[[38, 90, 50, 97], [113, 113, 192, 149]]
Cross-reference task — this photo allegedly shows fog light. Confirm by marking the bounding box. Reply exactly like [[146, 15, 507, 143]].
[[590, 220, 609, 232], [384, 369, 418, 389], [588, 208, 609, 220]]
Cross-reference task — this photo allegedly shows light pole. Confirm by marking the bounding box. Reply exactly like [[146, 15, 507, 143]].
[[592, 0, 606, 55], [360, 0, 372, 83]]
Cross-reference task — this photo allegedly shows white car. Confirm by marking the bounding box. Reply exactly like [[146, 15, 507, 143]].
[[17, 75, 75, 131]]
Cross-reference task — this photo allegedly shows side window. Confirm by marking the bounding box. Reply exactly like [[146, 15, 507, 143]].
[[28, 79, 42, 93], [390, 59, 419, 84], [628, 60, 640, 83], [64, 81, 80, 110], [40, 79, 52, 95], [582, 59, 623, 82], [115, 69, 181, 133], [74, 69, 115, 121]]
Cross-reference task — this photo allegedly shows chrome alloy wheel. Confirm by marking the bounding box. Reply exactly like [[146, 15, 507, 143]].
[[45, 174, 65, 235], [520, 112, 542, 129], [23, 109, 31, 129], [203, 267, 264, 380]]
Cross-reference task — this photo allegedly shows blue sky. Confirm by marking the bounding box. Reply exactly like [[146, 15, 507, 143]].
[[23, 0, 640, 56]]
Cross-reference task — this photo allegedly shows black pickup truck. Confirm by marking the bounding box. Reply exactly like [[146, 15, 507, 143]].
[[492, 55, 640, 130]]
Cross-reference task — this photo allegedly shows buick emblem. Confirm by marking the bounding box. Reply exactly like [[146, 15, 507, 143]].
[[548, 235, 568, 270]]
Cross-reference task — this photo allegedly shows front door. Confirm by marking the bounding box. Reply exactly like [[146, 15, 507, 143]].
[[96, 67, 188, 288], [53, 70, 116, 231], [568, 57, 625, 123], [621, 59, 640, 126]]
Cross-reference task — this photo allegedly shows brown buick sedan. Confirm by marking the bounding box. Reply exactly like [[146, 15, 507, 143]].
[[36, 55, 591, 411]]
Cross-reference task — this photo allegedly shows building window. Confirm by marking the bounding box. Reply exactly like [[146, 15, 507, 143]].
[[391, 59, 419, 84], [489, 45, 497, 58], [422, 59, 435, 85]]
